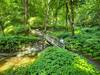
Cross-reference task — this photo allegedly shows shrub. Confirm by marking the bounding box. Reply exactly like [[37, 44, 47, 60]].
[[65, 27, 100, 60], [4, 25, 29, 35], [4, 47, 98, 75], [76, 0, 100, 26], [0, 35, 39, 53], [14, 25, 29, 35]]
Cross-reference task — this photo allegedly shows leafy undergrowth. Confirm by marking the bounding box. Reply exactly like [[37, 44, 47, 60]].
[[3, 47, 98, 75], [0, 35, 39, 53], [48, 26, 100, 61], [64, 26, 100, 61]]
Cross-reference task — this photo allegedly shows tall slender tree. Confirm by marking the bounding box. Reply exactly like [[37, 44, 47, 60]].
[[43, 0, 50, 33], [24, 0, 29, 25], [66, 0, 75, 36]]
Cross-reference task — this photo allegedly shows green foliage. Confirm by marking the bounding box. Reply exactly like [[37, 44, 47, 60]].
[[65, 26, 100, 60], [48, 30, 69, 38], [4, 25, 15, 34], [0, 0, 23, 26], [28, 17, 43, 29], [0, 35, 39, 53], [0, 0, 100, 74], [76, 0, 100, 26], [3, 25, 29, 35], [4, 47, 98, 75], [14, 25, 29, 35]]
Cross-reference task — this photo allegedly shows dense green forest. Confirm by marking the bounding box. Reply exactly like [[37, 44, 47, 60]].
[[0, 0, 100, 75]]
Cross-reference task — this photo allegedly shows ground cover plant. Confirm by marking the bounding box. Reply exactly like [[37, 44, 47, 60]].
[[4, 47, 98, 75]]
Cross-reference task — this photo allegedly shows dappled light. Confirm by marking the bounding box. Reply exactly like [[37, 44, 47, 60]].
[[4, 25, 15, 34], [0, 56, 36, 73], [74, 29, 81, 34], [28, 17, 42, 28], [74, 58, 96, 73], [28, 17, 37, 25]]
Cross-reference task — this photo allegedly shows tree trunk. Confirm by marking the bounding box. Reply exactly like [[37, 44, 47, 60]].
[[44, 9, 48, 33], [24, 0, 28, 25], [70, 0, 75, 36], [0, 21, 5, 36], [65, 1, 69, 31], [66, 0, 75, 36], [43, 1, 50, 33]]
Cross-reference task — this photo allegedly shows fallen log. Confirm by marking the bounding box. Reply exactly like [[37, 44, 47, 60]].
[[0, 53, 17, 61], [31, 29, 66, 48], [0, 53, 17, 57], [0, 29, 66, 59]]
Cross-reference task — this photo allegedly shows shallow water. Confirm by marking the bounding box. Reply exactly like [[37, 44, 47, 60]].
[[0, 56, 36, 73]]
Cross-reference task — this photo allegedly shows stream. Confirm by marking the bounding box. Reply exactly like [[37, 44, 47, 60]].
[[0, 46, 99, 73], [0, 30, 99, 72]]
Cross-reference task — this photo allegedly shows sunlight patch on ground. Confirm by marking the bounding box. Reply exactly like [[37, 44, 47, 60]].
[[74, 58, 95, 73], [0, 56, 36, 73]]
